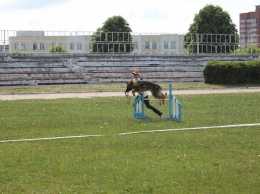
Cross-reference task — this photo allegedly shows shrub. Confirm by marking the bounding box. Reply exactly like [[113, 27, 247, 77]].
[[232, 45, 260, 54], [203, 60, 260, 84], [49, 45, 67, 53]]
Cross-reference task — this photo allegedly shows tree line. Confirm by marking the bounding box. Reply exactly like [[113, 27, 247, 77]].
[[51, 4, 259, 54]]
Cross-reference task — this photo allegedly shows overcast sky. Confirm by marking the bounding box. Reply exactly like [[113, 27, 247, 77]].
[[0, 0, 259, 34]]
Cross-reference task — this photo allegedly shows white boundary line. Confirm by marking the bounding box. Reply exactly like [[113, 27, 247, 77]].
[[0, 123, 259, 143], [0, 134, 104, 143], [118, 123, 260, 135]]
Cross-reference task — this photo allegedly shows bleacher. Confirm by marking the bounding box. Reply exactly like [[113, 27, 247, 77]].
[[0, 55, 205, 86], [1, 53, 258, 86], [81, 66, 203, 84], [0, 59, 86, 86]]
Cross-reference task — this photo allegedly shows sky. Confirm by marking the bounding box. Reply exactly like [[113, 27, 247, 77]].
[[0, 0, 259, 34]]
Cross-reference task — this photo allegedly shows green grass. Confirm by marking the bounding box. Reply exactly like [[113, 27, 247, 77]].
[[0, 93, 260, 193]]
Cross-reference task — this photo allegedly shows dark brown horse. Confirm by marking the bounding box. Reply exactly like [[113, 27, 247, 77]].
[[125, 80, 167, 105]]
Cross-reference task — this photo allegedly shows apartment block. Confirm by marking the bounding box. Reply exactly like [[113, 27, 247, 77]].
[[240, 5, 260, 47]]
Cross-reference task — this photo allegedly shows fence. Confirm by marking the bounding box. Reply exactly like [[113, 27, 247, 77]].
[[0, 30, 259, 55]]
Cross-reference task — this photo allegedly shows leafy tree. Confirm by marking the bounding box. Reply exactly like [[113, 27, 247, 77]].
[[185, 4, 239, 54], [91, 15, 133, 53]]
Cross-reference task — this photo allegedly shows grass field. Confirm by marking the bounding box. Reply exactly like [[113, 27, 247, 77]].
[[0, 92, 260, 193]]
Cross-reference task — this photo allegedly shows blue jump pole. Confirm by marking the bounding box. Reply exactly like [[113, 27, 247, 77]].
[[166, 84, 182, 122], [133, 94, 149, 119]]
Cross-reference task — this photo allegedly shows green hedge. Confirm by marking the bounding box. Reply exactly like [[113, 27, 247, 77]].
[[203, 60, 260, 84]]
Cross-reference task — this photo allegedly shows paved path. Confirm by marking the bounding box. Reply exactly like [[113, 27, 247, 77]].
[[0, 88, 259, 100]]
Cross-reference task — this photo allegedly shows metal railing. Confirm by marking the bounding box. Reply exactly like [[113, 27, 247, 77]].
[[0, 30, 259, 55]]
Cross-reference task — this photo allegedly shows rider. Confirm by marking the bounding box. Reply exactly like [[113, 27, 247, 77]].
[[132, 69, 163, 118]]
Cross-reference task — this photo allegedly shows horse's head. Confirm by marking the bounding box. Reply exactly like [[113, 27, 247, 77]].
[[125, 80, 135, 94]]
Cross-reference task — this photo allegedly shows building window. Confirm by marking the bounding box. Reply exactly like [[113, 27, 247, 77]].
[[164, 41, 169, 49], [14, 43, 19, 50], [152, 42, 157, 49], [14, 43, 26, 50], [133, 42, 138, 49], [33, 43, 37, 50], [21, 43, 26, 50], [145, 42, 149, 49], [70, 43, 74, 50], [247, 18, 257, 23], [77, 42, 82, 50], [163, 41, 176, 49], [170, 41, 176, 49], [33, 43, 44, 50], [40, 43, 44, 50]]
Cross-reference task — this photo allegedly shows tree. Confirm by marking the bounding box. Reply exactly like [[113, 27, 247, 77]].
[[184, 4, 239, 54], [91, 15, 133, 53]]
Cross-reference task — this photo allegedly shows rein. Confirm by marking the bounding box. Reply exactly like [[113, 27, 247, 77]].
[[125, 92, 131, 104]]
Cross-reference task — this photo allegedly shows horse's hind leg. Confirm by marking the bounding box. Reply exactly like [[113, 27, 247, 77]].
[[161, 96, 165, 105], [159, 92, 167, 105], [161, 92, 167, 105], [156, 93, 165, 105]]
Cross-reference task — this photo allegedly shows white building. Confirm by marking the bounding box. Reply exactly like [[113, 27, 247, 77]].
[[8, 31, 187, 54]]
